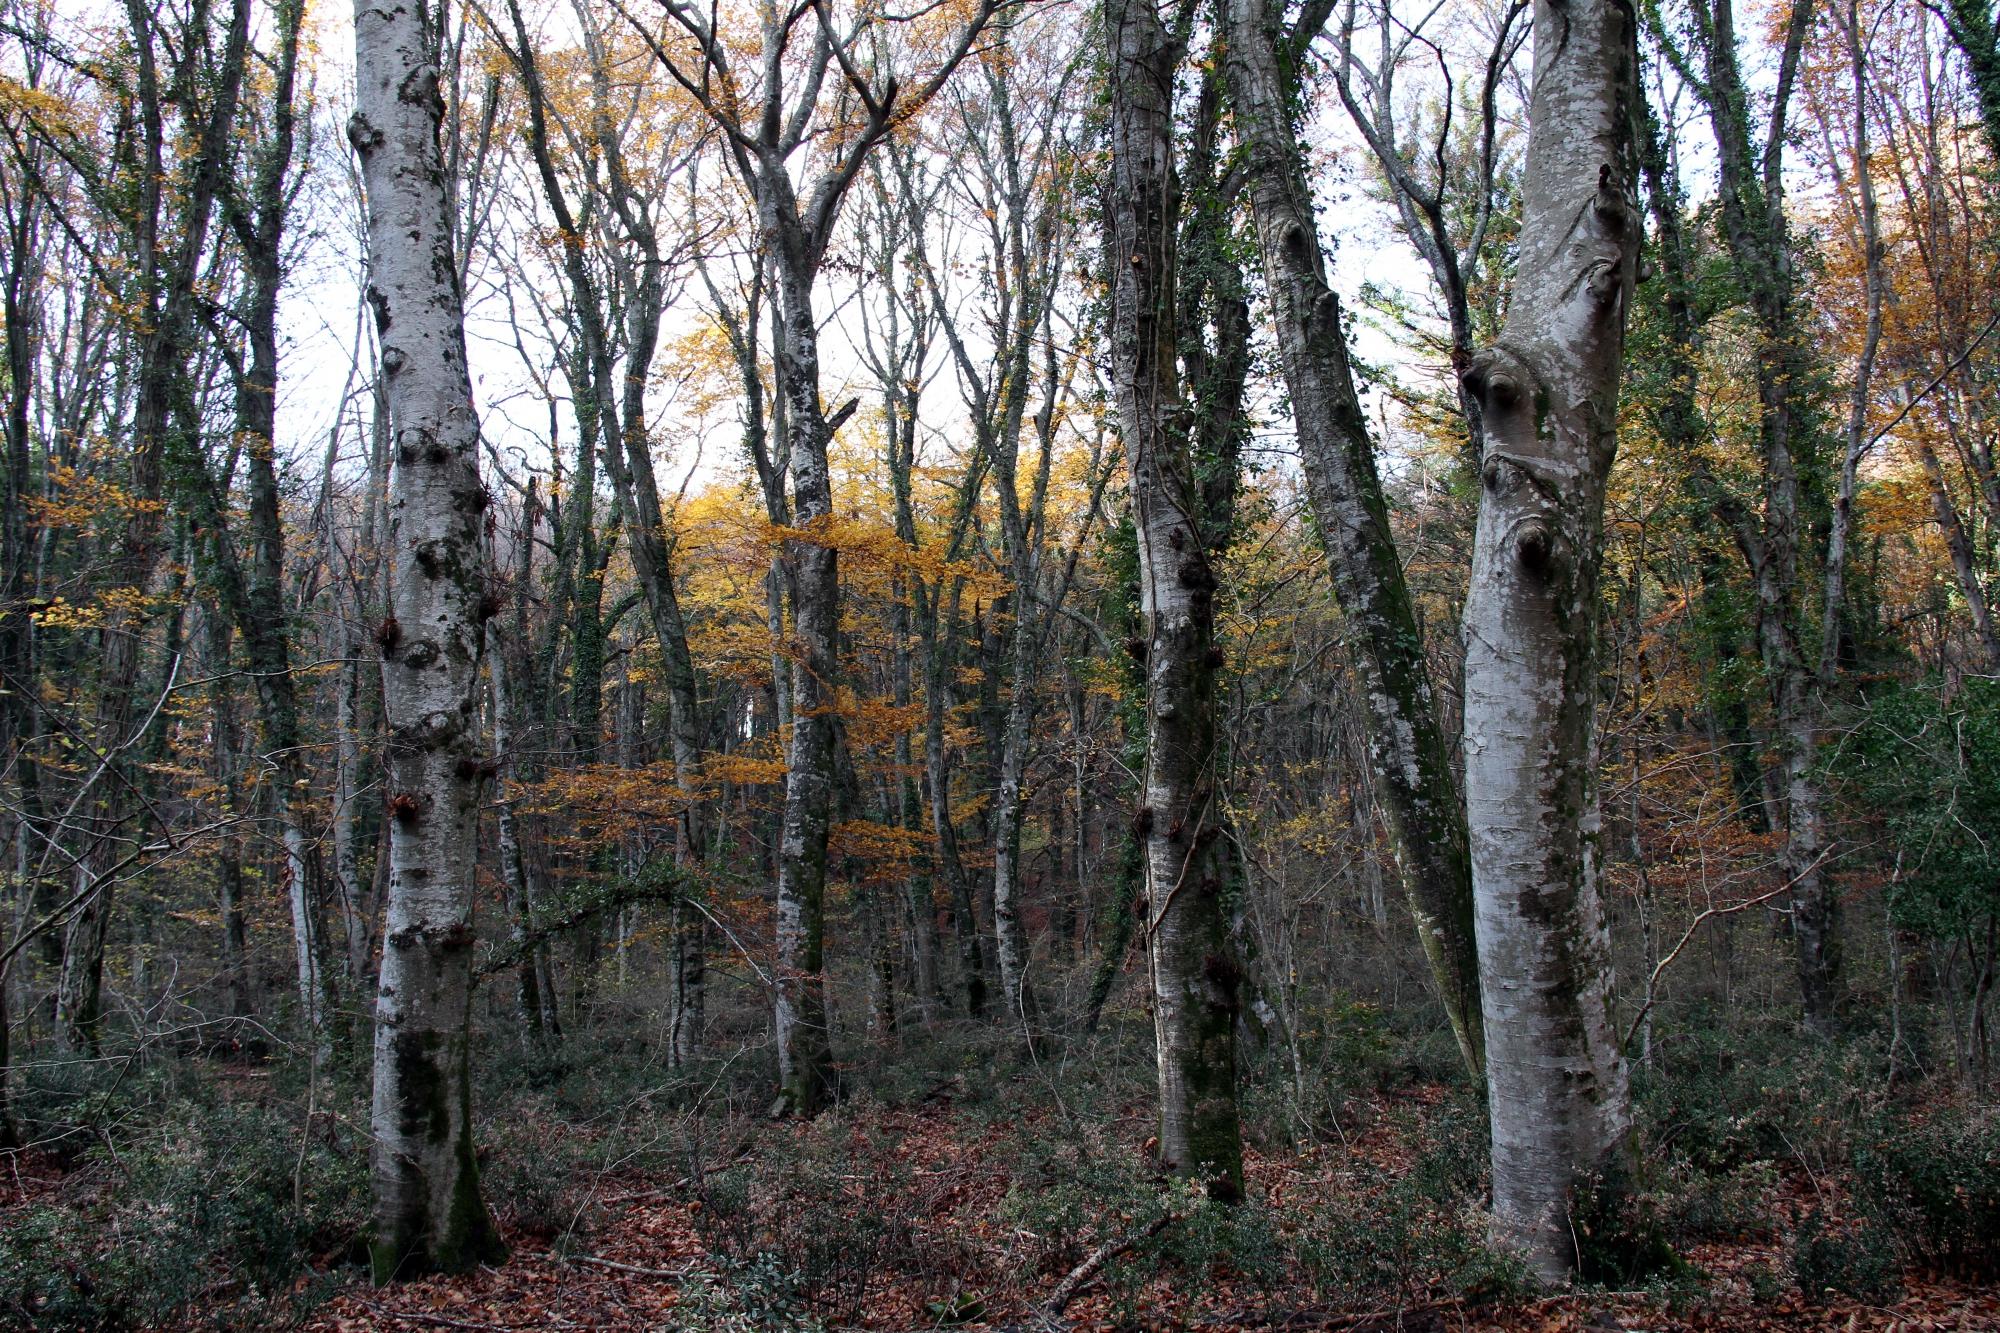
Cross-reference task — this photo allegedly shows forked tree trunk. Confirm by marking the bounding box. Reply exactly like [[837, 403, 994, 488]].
[[1105, 0, 1244, 1202], [1222, 0, 1484, 1082], [350, 0, 503, 1280], [1456, 0, 1639, 1281], [232, 0, 329, 1061]]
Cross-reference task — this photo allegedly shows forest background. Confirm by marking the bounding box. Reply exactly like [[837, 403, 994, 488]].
[[0, 0, 1997, 1325]]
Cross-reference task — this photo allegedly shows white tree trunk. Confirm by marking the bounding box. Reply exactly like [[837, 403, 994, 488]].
[[1105, 0, 1244, 1201], [276, 787, 329, 1064], [990, 609, 1041, 1032], [350, 0, 503, 1279], [768, 260, 840, 1117], [1458, 0, 1639, 1281]]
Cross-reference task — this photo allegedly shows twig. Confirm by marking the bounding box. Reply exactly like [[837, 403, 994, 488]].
[[355, 1302, 529, 1331], [1042, 1213, 1173, 1316], [568, 1254, 694, 1279], [1620, 846, 1835, 1051], [1867, 304, 2000, 451]]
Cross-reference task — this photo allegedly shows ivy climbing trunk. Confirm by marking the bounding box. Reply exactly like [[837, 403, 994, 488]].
[[1457, 0, 1639, 1281], [1221, 0, 1484, 1083], [350, 0, 504, 1281], [1105, 0, 1244, 1202]]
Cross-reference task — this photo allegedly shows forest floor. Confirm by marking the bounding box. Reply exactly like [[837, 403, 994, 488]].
[[296, 1081, 2000, 1333]]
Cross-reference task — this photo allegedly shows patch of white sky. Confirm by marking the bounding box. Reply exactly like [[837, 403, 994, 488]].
[[270, 0, 1807, 511]]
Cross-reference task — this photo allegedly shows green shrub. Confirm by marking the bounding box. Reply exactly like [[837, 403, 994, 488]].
[[1850, 1102, 2000, 1278], [1654, 1157, 1780, 1244], [688, 1119, 925, 1325], [0, 1083, 365, 1330], [998, 1125, 1170, 1279], [1789, 1211, 1901, 1305], [1289, 1099, 1528, 1307], [1633, 1018, 1886, 1180], [479, 1099, 599, 1243], [664, 1257, 826, 1332], [1567, 1163, 1682, 1286]]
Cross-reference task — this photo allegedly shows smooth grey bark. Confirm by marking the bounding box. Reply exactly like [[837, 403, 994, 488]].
[[644, 6, 854, 1115], [1222, 0, 1484, 1082], [1105, 0, 1244, 1201], [1457, 0, 1639, 1280], [767, 259, 843, 1116], [350, 0, 503, 1280]]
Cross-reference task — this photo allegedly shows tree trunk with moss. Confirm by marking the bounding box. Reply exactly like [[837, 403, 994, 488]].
[[1221, 0, 1484, 1083], [1105, 0, 1244, 1202], [351, 0, 504, 1280], [1457, 0, 1639, 1281]]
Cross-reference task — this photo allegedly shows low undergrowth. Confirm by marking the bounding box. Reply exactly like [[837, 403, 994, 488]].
[[1, 1006, 1996, 1329]]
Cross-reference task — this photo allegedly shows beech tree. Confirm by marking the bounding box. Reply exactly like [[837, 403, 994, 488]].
[[8, 0, 2000, 1317], [636, 0, 1004, 1115], [52, 0, 253, 1056], [1659, 0, 1843, 1032], [350, 0, 505, 1278], [1457, 0, 1641, 1278], [1105, 0, 1245, 1199]]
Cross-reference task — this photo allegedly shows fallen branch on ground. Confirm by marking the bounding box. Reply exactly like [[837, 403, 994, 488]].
[[1042, 1213, 1174, 1316], [568, 1254, 693, 1279]]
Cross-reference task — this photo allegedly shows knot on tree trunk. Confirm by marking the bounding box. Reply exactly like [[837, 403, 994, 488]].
[[397, 427, 447, 466], [454, 755, 501, 783], [1461, 345, 1531, 412], [346, 112, 383, 155], [393, 708, 466, 749], [1593, 162, 1631, 234], [398, 63, 445, 115], [1585, 256, 1624, 306]]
